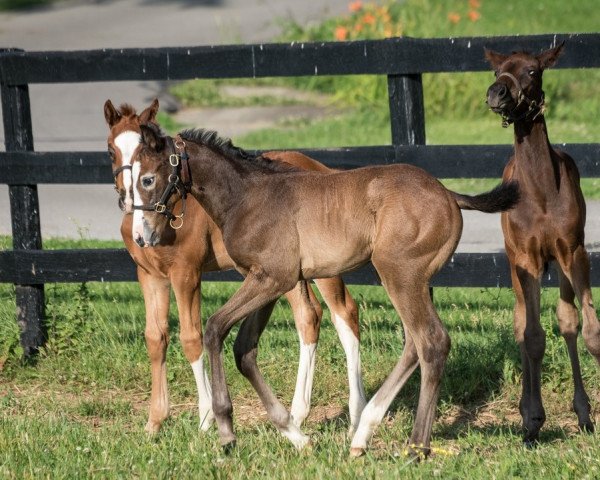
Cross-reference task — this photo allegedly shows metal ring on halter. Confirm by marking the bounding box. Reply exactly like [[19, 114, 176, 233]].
[[154, 203, 166, 213], [169, 153, 180, 166], [169, 214, 184, 229], [175, 138, 185, 150], [168, 173, 179, 183]]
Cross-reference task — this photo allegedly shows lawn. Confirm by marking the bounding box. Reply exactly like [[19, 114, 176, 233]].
[[2, 0, 600, 478]]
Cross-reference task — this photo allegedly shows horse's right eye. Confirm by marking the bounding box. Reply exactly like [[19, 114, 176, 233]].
[[108, 147, 116, 160]]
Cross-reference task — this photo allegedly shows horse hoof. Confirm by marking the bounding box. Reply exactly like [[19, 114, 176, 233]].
[[523, 437, 538, 449], [144, 421, 161, 435], [580, 421, 595, 434], [349, 447, 365, 458], [222, 440, 237, 454]]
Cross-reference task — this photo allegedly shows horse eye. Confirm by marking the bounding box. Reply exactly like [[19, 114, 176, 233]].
[[528, 70, 536, 76], [108, 147, 116, 161], [141, 176, 155, 188]]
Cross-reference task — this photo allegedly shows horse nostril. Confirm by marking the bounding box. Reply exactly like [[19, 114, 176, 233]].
[[135, 236, 145, 248], [498, 84, 508, 98]]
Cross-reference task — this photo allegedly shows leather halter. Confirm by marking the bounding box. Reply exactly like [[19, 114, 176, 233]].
[[496, 71, 545, 128], [132, 135, 192, 230]]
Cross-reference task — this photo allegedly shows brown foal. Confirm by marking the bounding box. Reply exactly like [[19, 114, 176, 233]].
[[130, 125, 519, 456], [485, 43, 600, 445], [103, 100, 366, 436]]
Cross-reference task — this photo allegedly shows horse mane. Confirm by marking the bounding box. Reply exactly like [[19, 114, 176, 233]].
[[178, 128, 301, 174]]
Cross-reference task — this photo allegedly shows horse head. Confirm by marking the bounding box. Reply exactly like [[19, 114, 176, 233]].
[[484, 42, 564, 127], [104, 98, 159, 213]]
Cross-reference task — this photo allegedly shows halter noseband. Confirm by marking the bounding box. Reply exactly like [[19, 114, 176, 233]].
[[132, 135, 192, 230], [496, 71, 545, 128]]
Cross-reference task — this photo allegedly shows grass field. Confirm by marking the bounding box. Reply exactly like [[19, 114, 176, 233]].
[[1, 237, 600, 478], [2, 0, 600, 477]]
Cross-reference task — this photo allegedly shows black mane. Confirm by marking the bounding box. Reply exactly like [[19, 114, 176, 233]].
[[178, 128, 301, 174]]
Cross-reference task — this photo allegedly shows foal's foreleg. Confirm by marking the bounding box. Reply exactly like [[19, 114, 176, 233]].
[[171, 271, 214, 431], [203, 269, 296, 449], [234, 296, 310, 449], [315, 277, 367, 435], [138, 268, 171, 434], [284, 281, 322, 428], [511, 261, 546, 445]]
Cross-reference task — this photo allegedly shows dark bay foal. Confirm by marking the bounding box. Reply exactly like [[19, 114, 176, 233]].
[[485, 43, 600, 445], [131, 126, 518, 457]]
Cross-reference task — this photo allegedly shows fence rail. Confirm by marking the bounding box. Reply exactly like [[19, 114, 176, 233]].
[[2, 33, 600, 355]]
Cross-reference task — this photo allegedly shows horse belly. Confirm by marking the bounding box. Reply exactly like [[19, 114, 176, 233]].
[[298, 231, 370, 279]]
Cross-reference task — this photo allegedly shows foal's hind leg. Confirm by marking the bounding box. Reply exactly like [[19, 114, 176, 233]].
[[315, 277, 367, 435], [351, 272, 449, 457], [284, 282, 323, 428], [234, 292, 310, 449], [138, 268, 171, 434], [555, 268, 593, 432], [566, 246, 600, 364], [203, 269, 303, 450], [171, 270, 214, 431]]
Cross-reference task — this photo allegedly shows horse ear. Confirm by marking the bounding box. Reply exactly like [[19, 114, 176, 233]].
[[484, 48, 508, 70], [140, 124, 165, 152], [537, 41, 565, 70], [139, 98, 159, 125], [104, 99, 121, 127]]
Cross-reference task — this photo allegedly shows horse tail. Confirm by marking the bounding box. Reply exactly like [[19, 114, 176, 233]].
[[450, 180, 519, 213]]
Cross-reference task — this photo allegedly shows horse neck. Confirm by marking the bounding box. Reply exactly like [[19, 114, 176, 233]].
[[187, 144, 247, 228], [512, 115, 560, 195]]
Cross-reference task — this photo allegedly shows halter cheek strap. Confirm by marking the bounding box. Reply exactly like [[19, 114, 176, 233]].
[[132, 135, 191, 230], [496, 72, 545, 128]]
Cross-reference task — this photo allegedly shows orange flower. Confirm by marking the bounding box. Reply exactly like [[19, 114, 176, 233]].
[[349, 0, 362, 12], [335, 25, 349, 41], [362, 13, 376, 25], [468, 10, 481, 21], [469, 0, 481, 8], [448, 12, 461, 24], [354, 22, 364, 33]]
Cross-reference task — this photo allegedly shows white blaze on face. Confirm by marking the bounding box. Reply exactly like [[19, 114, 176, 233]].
[[114, 131, 141, 212], [131, 161, 145, 243]]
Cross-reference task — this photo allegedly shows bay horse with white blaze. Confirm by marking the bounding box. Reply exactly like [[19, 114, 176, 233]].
[[131, 125, 519, 457], [104, 100, 367, 436], [485, 43, 600, 445]]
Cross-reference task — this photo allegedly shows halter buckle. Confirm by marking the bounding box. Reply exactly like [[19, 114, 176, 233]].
[[154, 202, 166, 213], [169, 154, 180, 167]]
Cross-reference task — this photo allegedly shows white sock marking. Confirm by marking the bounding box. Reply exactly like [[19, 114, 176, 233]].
[[290, 342, 317, 426], [191, 354, 214, 431]]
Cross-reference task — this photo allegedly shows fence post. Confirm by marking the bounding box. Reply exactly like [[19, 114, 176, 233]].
[[387, 73, 431, 298], [1, 73, 46, 357]]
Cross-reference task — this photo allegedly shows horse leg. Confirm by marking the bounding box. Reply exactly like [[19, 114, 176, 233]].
[[138, 268, 171, 434], [351, 261, 448, 458], [234, 291, 310, 449], [554, 265, 593, 431], [284, 281, 322, 428], [350, 329, 419, 457], [315, 277, 367, 436], [568, 246, 600, 364], [203, 268, 297, 450], [171, 269, 214, 431], [511, 259, 546, 445]]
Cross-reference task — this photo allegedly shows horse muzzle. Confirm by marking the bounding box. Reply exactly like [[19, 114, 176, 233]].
[[134, 218, 161, 248], [486, 83, 514, 113]]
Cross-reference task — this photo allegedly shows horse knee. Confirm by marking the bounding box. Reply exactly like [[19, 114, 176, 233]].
[[179, 329, 203, 363], [420, 327, 450, 372], [557, 300, 579, 337], [145, 329, 168, 362], [523, 328, 546, 361]]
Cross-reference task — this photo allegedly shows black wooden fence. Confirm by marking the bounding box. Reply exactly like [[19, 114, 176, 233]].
[[2, 33, 600, 355]]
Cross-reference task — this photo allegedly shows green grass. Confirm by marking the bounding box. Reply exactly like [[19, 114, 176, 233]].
[[2, 276, 600, 478]]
